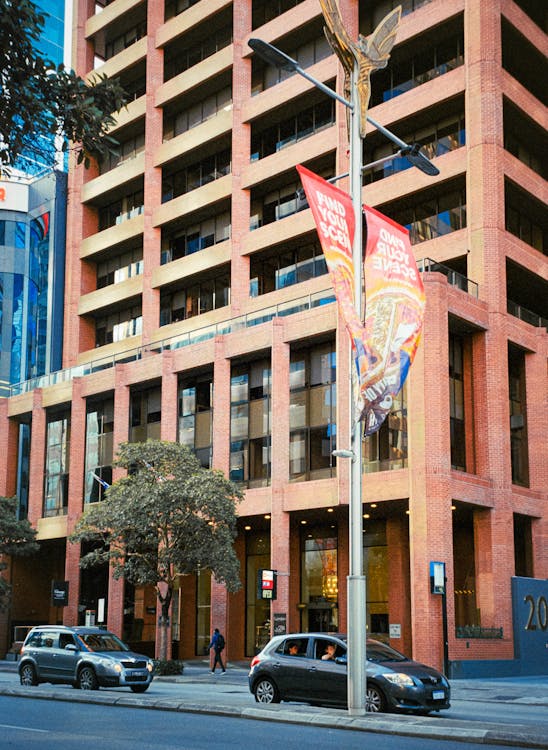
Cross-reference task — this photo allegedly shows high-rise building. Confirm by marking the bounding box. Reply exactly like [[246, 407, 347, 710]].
[[0, 0, 546, 676]]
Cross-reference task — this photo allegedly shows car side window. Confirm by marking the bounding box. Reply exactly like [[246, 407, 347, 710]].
[[42, 633, 58, 649], [27, 632, 44, 648], [275, 638, 309, 657], [314, 638, 344, 660], [59, 633, 77, 650]]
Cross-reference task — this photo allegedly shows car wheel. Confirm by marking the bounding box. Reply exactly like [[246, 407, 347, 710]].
[[365, 683, 386, 713], [19, 664, 38, 687], [254, 677, 280, 704], [130, 685, 149, 693], [78, 666, 99, 690]]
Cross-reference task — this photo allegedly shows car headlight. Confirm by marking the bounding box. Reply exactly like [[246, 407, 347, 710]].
[[113, 663, 122, 674], [146, 661, 154, 673], [383, 673, 415, 686]]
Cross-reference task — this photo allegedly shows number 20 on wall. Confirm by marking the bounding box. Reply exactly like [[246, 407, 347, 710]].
[[524, 594, 547, 631]]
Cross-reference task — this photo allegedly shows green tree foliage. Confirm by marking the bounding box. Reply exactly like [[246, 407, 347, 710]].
[[0, 496, 39, 611], [0, 0, 127, 170], [70, 441, 243, 659]]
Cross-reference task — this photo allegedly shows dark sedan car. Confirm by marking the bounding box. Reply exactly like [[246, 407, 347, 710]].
[[249, 633, 450, 714]]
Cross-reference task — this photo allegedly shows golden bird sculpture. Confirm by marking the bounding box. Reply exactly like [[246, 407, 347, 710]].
[[319, 0, 401, 138]]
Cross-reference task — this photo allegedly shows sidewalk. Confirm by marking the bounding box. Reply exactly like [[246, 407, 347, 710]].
[[1, 659, 547, 748]]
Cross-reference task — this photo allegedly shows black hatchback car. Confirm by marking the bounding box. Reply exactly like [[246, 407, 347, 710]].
[[249, 633, 450, 714]]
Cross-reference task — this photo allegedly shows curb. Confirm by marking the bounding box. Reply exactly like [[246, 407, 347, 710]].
[[0, 685, 547, 748]]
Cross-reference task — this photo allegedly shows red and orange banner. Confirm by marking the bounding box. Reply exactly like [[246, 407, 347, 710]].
[[296, 165, 425, 436]]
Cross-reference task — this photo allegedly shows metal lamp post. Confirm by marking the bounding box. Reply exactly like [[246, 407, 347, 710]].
[[248, 36, 437, 717]]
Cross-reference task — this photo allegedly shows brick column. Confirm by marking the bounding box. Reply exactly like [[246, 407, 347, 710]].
[[212, 338, 231, 474], [141, 2, 164, 343], [28, 390, 46, 528], [228, 0, 252, 312], [0, 399, 19, 497], [160, 352, 178, 442], [107, 370, 130, 635], [270, 320, 290, 635], [64, 379, 87, 625], [387, 516, 412, 656], [408, 275, 453, 671]]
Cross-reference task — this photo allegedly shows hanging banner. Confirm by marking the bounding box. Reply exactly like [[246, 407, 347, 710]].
[[296, 165, 425, 436], [360, 205, 425, 435]]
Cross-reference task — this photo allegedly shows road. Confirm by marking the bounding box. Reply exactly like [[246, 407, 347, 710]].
[[0, 695, 534, 750]]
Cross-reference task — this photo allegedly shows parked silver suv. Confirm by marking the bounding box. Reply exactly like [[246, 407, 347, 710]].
[[18, 625, 155, 692]]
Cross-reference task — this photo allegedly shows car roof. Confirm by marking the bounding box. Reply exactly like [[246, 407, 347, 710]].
[[29, 625, 112, 635]]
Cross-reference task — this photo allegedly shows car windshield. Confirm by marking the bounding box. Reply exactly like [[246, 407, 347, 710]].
[[366, 642, 407, 663], [79, 632, 129, 652]]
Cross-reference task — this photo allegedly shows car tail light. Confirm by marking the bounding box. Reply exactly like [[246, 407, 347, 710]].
[[250, 655, 261, 668]]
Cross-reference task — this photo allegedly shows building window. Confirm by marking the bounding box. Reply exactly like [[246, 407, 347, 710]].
[[250, 99, 335, 161], [453, 506, 478, 628], [178, 373, 213, 469], [161, 212, 231, 264], [251, 34, 332, 95], [388, 186, 466, 244], [98, 190, 144, 231], [363, 386, 407, 472], [162, 150, 231, 203], [84, 397, 114, 503], [104, 21, 146, 60], [95, 305, 142, 347], [164, 0, 200, 21], [97, 248, 143, 288], [99, 131, 145, 174], [449, 335, 466, 471], [195, 569, 211, 656], [300, 529, 338, 633], [164, 23, 232, 81], [513, 514, 533, 577], [252, 0, 304, 29], [230, 359, 271, 488], [363, 520, 388, 638], [371, 27, 464, 106], [250, 239, 327, 296], [16, 422, 31, 519], [130, 387, 162, 443], [290, 342, 336, 482], [44, 411, 70, 518], [246, 532, 271, 656], [163, 86, 232, 141], [160, 272, 230, 325], [508, 345, 529, 487]]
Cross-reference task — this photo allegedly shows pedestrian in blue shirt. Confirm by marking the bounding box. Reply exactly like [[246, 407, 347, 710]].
[[208, 628, 226, 674]]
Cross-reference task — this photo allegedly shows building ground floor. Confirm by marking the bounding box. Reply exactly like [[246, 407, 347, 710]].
[[3, 484, 546, 677], [0, 273, 546, 675]]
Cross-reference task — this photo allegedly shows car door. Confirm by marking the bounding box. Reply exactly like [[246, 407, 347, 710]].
[[270, 637, 311, 699], [53, 632, 80, 681], [34, 631, 59, 679], [307, 637, 347, 705]]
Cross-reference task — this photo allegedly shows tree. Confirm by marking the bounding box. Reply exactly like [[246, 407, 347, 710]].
[[70, 441, 243, 660], [0, 0, 127, 170], [0, 496, 39, 611]]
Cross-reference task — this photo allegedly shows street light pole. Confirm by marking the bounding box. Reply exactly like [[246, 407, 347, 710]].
[[346, 62, 367, 717], [248, 36, 437, 717]]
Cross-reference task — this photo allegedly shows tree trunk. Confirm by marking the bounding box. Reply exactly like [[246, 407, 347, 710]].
[[157, 586, 172, 660]]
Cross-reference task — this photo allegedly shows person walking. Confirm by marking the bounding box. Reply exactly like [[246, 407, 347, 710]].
[[208, 628, 226, 674]]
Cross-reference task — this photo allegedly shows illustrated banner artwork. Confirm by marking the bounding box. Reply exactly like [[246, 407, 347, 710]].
[[296, 165, 425, 436]]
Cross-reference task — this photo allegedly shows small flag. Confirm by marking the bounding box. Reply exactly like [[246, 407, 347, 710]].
[[92, 472, 110, 489]]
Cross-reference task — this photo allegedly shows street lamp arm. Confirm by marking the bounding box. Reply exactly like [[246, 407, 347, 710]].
[[248, 39, 352, 110]]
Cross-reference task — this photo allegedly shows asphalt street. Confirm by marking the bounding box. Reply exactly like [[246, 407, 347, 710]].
[[0, 659, 546, 748]]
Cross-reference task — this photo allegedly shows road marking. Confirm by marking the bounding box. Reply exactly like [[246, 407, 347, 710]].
[[0, 724, 49, 733]]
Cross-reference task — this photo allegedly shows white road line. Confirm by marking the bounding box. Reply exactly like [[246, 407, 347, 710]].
[[0, 724, 49, 733]]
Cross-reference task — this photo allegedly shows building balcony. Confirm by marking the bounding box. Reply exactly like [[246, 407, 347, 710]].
[[78, 275, 143, 316], [152, 241, 231, 289], [89, 36, 147, 81], [155, 46, 233, 109], [80, 213, 144, 259], [82, 152, 145, 204], [153, 174, 232, 228], [156, 0, 232, 49], [154, 108, 232, 168], [86, 0, 144, 39]]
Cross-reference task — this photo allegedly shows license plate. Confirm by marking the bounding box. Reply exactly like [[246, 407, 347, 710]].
[[432, 690, 445, 700]]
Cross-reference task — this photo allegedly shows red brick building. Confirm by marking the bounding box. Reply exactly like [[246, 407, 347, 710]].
[[1, 0, 546, 675]]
